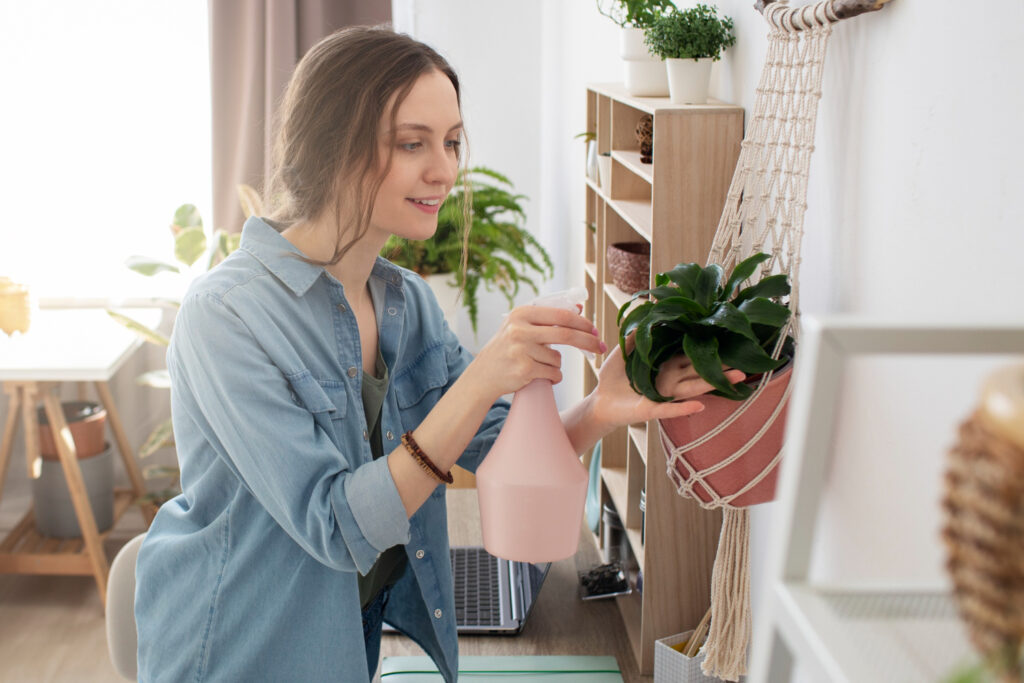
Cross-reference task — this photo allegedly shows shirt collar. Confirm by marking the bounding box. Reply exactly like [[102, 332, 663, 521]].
[[239, 216, 405, 297]]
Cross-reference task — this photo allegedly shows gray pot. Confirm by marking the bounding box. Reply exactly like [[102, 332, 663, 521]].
[[32, 444, 114, 538]]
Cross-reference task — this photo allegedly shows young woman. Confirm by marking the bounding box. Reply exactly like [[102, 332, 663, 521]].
[[134, 26, 738, 683]]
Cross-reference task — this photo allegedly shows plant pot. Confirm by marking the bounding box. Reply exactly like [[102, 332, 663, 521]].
[[660, 362, 792, 507], [666, 58, 713, 104], [585, 139, 600, 183], [37, 400, 107, 460], [621, 28, 669, 97], [606, 242, 650, 295], [655, 630, 746, 682], [597, 154, 612, 193], [31, 443, 114, 538]]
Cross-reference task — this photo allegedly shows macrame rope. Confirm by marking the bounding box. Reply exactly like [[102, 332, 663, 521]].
[[701, 508, 752, 680]]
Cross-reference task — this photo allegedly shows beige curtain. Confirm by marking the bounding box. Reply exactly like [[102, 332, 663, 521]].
[[209, 0, 391, 233]]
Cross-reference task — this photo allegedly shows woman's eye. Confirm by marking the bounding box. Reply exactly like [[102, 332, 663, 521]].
[[445, 139, 462, 152], [400, 142, 421, 151]]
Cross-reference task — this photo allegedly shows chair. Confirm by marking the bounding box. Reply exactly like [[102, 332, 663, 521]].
[[106, 533, 145, 680]]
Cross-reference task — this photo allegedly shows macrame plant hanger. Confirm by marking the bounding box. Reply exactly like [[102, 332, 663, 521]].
[[657, 1, 894, 679]]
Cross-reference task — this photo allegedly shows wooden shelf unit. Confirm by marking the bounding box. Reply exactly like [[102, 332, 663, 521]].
[[581, 83, 743, 675]]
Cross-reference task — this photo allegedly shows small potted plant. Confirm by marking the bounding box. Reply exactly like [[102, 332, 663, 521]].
[[617, 252, 793, 506], [644, 3, 737, 104], [382, 166, 553, 336], [596, 0, 675, 96]]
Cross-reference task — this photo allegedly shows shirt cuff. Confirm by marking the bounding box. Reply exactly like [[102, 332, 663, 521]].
[[342, 456, 411, 560]]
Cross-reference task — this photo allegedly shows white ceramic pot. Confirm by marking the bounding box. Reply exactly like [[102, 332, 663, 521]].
[[585, 139, 600, 183], [666, 57, 713, 104], [621, 27, 669, 97], [597, 154, 612, 193]]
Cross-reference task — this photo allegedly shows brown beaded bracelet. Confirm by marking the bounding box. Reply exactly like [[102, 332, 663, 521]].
[[401, 431, 454, 485]]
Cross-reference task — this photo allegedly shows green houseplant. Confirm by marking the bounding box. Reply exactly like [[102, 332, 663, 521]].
[[596, 0, 676, 96], [596, 0, 675, 29], [382, 166, 553, 334], [616, 251, 794, 507], [108, 193, 251, 508], [644, 3, 737, 103]]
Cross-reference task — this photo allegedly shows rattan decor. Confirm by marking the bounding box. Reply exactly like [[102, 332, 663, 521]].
[[606, 241, 650, 295], [943, 366, 1024, 681]]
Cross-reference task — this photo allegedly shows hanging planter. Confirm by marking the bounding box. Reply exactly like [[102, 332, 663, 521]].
[[617, 252, 793, 505]]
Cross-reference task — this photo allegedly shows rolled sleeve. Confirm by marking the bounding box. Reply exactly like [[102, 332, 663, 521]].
[[340, 456, 411, 573]]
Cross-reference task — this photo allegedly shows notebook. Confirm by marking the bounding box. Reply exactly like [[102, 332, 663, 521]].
[[383, 545, 551, 635], [379, 655, 623, 681]]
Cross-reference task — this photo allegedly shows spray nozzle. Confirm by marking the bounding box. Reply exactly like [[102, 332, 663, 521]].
[[529, 287, 595, 360]]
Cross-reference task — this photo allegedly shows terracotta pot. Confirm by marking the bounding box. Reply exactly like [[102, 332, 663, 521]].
[[38, 401, 107, 460], [607, 242, 650, 295], [660, 362, 792, 507]]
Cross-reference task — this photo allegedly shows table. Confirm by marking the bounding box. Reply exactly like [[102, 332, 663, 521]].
[[0, 307, 162, 604], [381, 488, 650, 683]]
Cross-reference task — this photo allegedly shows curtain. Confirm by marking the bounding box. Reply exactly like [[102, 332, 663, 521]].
[[209, 0, 391, 233]]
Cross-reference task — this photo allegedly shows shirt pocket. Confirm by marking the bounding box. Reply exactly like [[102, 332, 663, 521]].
[[287, 371, 349, 444], [395, 344, 449, 427]]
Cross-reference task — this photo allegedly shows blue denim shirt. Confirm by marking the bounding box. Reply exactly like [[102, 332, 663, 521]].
[[135, 217, 509, 682]]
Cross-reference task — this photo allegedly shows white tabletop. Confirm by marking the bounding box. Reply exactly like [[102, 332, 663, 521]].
[[0, 308, 164, 382]]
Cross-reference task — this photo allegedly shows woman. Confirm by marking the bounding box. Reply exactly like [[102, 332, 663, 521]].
[[135, 26, 737, 683]]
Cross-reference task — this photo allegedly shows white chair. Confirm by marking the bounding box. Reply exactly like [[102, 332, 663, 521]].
[[106, 532, 145, 680]]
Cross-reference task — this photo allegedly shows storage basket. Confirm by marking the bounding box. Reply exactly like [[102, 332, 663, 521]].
[[655, 630, 747, 683], [606, 242, 650, 295]]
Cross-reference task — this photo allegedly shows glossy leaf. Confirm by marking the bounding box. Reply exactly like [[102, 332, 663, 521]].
[[683, 334, 745, 398], [698, 302, 757, 342], [694, 264, 724, 310], [717, 333, 787, 374], [664, 262, 702, 299], [738, 297, 791, 328], [734, 273, 790, 304], [125, 256, 179, 277], [174, 226, 206, 267], [723, 252, 771, 299]]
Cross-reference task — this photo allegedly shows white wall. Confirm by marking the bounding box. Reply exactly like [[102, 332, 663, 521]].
[[398, 0, 1024, 671]]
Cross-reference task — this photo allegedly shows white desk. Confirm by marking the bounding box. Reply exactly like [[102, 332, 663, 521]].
[[0, 307, 162, 603]]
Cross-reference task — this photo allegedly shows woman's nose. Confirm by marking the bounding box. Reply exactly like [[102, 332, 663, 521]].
[[424, 145, 457, 187]]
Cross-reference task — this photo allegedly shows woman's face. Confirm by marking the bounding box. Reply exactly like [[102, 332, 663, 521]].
[[369, 69, 462, 242]]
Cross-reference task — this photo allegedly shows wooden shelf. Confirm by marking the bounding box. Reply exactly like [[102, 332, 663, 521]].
[[584, 84, 743, 675]]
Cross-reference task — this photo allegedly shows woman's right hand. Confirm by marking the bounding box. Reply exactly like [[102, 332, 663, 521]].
[[467, 305, 606, 400]]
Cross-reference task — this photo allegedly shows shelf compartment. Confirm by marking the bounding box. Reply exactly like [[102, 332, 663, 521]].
[[610, 199, 653, 243], [613, 150, 653, 185], [773, 585, 977, 683], [628, 424, 648, 466], [583, 262, 597, 283]]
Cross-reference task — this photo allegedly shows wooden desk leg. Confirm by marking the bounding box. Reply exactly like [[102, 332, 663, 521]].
[[95, 381, 154, 527], [40, 390, 109, 604], [20, 383, 40, 480], [0, 383, 23, 500]]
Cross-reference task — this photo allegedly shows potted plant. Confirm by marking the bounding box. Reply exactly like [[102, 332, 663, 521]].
[[382, 166, 553, 336], [617, 252, 793, 506], [644, 3, 737, 104], [596, 0, 675, 96], [575, 131, 600, 183], [107, 192, 251, 513]]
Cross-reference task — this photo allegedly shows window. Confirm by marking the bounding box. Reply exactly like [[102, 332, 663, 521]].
[[0, 1, 211, 303]]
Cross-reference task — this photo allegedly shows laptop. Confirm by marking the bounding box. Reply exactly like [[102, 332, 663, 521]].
[[383, 545, 552, 635]]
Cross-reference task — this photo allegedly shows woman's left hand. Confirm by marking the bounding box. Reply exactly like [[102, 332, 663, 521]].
[[589, 340, 745, 429]]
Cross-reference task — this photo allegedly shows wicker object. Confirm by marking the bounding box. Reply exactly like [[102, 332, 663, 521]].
[[606, 242, 650, 295], [0, 277, 31, 335], [943, 365, 1024, 680], [636, 115, 654, 164]]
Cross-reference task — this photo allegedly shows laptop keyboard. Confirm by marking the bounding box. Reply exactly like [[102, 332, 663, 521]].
[[451, 547, 502, 627]]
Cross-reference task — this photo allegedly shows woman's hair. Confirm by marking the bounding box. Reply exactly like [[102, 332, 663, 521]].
[[266, 26, 467, 267]]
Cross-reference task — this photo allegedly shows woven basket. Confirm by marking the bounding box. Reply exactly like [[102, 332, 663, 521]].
[[606, 242, 650, 295]]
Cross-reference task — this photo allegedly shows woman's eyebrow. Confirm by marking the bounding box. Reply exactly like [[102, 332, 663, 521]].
[[392, 122, 464, 134]]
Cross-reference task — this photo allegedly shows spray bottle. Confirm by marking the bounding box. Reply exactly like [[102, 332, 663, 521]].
[[475, 287, 591, 563]]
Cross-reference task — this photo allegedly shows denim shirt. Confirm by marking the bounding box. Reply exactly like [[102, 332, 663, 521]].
[[135, 217, 509, 682]]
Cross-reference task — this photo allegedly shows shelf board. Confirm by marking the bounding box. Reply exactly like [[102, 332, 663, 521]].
[[609, 198, 653, 243], [585, 176, 607, 200], [604, 282, 632, 311], [628, 424, 648, 466], [613, 150, 653, 185], [584, 262, 597, 283], [587, 83, 744, 116], [774, 584, 978, 683], [602, 466, 629, 522]]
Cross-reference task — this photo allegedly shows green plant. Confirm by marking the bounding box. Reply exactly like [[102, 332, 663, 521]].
[[382, 166, 553, 334], [108, 191, 253, 507], [644, 4, 737, 61], [616, 252, 793, 402], [596, 0, 675, 28]]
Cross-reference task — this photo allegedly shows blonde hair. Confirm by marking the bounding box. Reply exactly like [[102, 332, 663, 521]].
[[267, 26, 468, 267]]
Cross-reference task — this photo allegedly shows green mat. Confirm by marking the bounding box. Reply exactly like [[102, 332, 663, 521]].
[[380, 655, 623, 682]]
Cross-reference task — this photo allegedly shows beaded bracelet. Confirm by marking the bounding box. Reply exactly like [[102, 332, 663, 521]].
[[401, 431, 454, 485]]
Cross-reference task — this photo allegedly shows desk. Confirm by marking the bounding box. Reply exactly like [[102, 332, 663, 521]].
[[381, 488, 651, 683], [0, 308, 161, 603]]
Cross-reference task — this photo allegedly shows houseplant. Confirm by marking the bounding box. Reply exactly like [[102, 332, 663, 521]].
[[596, 0, 675, 96], [644, 3, 737, 104], [382, 166, 553, 335], [107, 192, 251, 509], [617, 252, 793, 506]]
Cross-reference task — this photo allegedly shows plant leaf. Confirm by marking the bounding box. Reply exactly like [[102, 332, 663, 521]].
[[236, 184, 263, 218], [723, 252, 771, 299], [718, 333, 787, 374], [106, 310, 170, 346], [694, 264, 724, 310], [125, 256, 180, 277], [138, 418, 175, 458], [172, 204, 202, 229], [698, 302, 758, 342], [136, 369, 171, 388], [174, 226, 206, 267], [683, 334, 747, 399], [737, 297, 791, 328], [734, 273, 790, 304], [664, 262, 702, 299]]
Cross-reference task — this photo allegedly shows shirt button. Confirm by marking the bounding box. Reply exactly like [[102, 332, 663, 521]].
[[336, 303, 346, 313], [386, 430, 394, 441], [362, 430, 368, 440], [415, 549, 425, 559], [347, 366, 358, 378], [434, 609, 443, 619], [387, 307, 397, 316]]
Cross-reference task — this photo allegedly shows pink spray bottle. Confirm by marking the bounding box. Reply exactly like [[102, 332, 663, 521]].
[[475, 287, 591, 563]]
